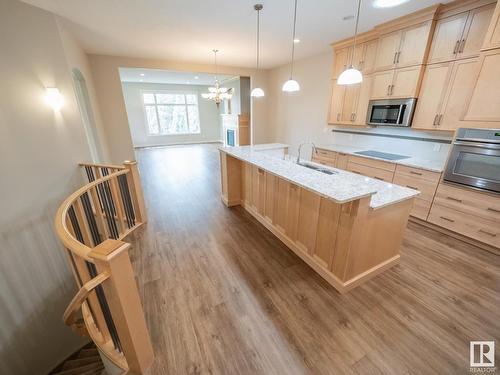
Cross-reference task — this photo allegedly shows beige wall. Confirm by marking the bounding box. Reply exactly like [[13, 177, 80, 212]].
[[267, 52, 334, 156], [88, 54, 271, 162], [0, 1, 107, 373]]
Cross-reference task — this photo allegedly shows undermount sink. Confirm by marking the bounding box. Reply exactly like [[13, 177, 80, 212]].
[[297, 161, 337, 175]]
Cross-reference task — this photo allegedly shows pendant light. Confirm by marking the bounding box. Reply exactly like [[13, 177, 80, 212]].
[[338, 0, 363, 85], [202, 50, 233, 107], [251, 4, 265, 98], [282, 0, 300, 93]]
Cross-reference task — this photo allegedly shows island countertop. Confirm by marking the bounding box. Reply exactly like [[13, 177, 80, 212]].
[[219, 144, 420, 210]]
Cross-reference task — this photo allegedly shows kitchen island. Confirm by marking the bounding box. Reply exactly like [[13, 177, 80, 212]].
[[219, 144, 419, 293]]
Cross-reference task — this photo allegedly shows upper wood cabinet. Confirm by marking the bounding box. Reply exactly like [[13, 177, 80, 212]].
[[361, 39, 378, 74], [482, 0, 500, 50], [428, 3, 494, 63], [373, 21, 433, 71], [328, 76, 373, 126], [328, 80, 345, 123], [333, 39, 379, 78], [463, 49, 500, 122], [413, 57, 480, 130], [370, 65, 422, 99], [332, 48, 349, 79]]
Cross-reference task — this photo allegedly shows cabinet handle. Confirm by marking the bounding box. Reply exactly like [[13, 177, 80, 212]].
[[487, 207, 500, 214], [351, 170, 361, 174], [396, 51, 401, 64], [458, 39, 466, 53], [409, 171, 423, 176], [374, 177, 385, 181], [406, 185, 418, 190], [258, 168, 265, 174], [478, 229, 497, 237], [446, 196, 462, 203], [433, 114, 438, 126], [440, 216, 455, 223], [337, 113, 340, 121], [393, 52, 397, 64], [438, 114, 443, 125], [352, 113, 356, 122], [390, 85, 394, 95], [453, 40, 460, 54]]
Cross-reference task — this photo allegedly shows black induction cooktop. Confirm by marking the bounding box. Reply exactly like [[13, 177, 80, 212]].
[[354, 150, 411, 161]]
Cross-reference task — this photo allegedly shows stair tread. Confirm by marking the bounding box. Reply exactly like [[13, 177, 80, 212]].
[[76, 348, 99, 358], [52, 362, 103, 375], [62, 356, 102, 370]]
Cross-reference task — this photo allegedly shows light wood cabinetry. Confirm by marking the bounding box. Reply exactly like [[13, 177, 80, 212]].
[[428, 3, 494, 63], [332, 48, 349, 80], [328, 76, 373, 126], [413, 57, 479, 130], [346, 155, 396, 182], [370, 65, 423, 99], [374, 21, 433, 71], [333, 39, 379, 79], [482, 0, 500, 49], [463, 48, 500, 122]]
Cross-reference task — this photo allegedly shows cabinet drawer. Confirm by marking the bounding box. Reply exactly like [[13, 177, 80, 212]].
[[395, 164, 441, 183], [312, 155, 336, 167], [393, 173, 437, 202], [434, 183, 500, 223], [348, 155, 396, 172], [347, 162, 394, 182], [428, 203, 500, 248], [410, 198, 431, 220], [315, 149, 337, 159]]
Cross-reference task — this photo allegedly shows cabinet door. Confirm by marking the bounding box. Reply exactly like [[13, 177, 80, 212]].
[[391, 65, 422, 98], [361, 39, 378, 74], [459, 4, 495, 59], [397, 21, 432, 67], [428, 13, 468, 64], [370, 70, 394, 99], [350, 43, 366, 70], [464, 49, 500, 122], [353, 75, 373, 126], [341, 84, 359, 122], [373, 31, 401, 71], [335, 153, 349, 170], [332, 47, 349, 79], [328, 80, 345, 123], [482, 1, 500, 50], [439, 58, 479, 130], [412, 63, 453, 130]]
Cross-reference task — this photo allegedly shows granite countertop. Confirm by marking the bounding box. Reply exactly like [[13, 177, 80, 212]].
[[220, 144, 420, 210], [316, 144, 446, 173]]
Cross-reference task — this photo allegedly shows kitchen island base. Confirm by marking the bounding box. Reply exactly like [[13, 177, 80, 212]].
[[220, 151, 414, 293]]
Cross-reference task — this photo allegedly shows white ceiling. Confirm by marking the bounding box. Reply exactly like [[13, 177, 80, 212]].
[[23, 0, 448, 69], [119, 68, 237, 85]]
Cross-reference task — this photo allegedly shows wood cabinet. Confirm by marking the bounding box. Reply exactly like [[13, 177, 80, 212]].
[[482, 0, 500, 50], [463, 49, 500, 122], [332, 48, 349, 80], [370, 65, 422, 99], [328, 76, 372, 126], [328, 80, 345, 123], [333, 39, 379, 79], [374, 21, 433, 71], [346, 155, 396, 182], [428, 4, 493, 63], [413, 57, 479, 130]]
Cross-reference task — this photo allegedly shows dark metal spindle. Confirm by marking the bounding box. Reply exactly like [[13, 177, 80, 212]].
[[81, 192, 101, 245], [118, 174, 135, 228], [97, 181, 119, 240]]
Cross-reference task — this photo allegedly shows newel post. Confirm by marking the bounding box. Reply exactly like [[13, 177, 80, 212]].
[[89, 239, 154, 374], [123, 161, 147, 224]]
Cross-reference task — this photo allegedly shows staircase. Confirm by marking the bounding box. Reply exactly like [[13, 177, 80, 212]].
[[49, 343, 105, 375]]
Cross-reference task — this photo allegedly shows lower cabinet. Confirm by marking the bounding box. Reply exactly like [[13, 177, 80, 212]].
[[346, 155, 396, 182]]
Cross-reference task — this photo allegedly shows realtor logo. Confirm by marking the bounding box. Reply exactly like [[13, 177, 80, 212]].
[[470, 341, 495, 368]]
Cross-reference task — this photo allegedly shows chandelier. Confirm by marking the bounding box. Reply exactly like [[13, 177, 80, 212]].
[[202, 49, 233, 107]]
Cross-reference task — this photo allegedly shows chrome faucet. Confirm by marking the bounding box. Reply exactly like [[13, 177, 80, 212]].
[[297, 142, 317, 164]]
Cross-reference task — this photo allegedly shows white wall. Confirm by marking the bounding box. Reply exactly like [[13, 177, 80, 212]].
[[266, 51, 452, 163], [0, 1, 107, 373], [121, 82, 221, 147]]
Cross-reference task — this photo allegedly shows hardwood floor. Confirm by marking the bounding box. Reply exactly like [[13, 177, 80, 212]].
[[128, 143, 500, 375]]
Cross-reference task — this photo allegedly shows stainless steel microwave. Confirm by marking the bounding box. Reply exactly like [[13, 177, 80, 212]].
[[366, 98, 417, 127]]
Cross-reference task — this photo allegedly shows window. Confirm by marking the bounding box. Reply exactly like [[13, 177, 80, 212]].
[[142, 92, 201, 135]]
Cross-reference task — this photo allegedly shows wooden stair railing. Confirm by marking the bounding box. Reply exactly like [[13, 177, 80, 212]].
[[54, 161, 153, 374]]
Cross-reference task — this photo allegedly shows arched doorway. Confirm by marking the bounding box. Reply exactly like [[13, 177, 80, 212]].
[[72, 69, 102, 162]]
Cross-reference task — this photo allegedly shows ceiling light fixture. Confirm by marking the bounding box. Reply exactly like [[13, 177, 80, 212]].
[[282, 0, 300, 93], [140, 73, 145, 76], [373, 0, 410, 8], [251, 4, 265, 98], [201, 49, 233, 107], [45, 87, 63, 111], [338, 0, 363, 85], [194, 76, 199, 79], [293, 38, 300, 43]]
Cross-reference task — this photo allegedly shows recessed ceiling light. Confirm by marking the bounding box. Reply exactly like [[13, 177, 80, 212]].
[[293, 38, 300, 43], [140, 73, 145, 76], [139, 79, 143, 82], [373, 0, 410, 8], [342, 15, 355, 21], [186, 81, 190, 84], [194, 76, 199, 79]]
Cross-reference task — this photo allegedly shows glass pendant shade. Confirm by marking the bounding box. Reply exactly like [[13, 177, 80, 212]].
[[337, 66, 363, 85], [282, 79, 300, 92], [251, 87, 265, 97]]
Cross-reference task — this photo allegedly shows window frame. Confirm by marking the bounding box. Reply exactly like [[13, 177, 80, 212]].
[[141, 89, 201, 136]]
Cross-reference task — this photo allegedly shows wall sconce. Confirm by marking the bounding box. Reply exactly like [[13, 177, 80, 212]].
[[45, 87, 63, 111]]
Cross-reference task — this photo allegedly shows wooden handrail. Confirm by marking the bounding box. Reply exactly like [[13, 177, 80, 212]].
[[54, 169, 129, 261], [63, 271, 110, 327], [79, 162, 126, 170]]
